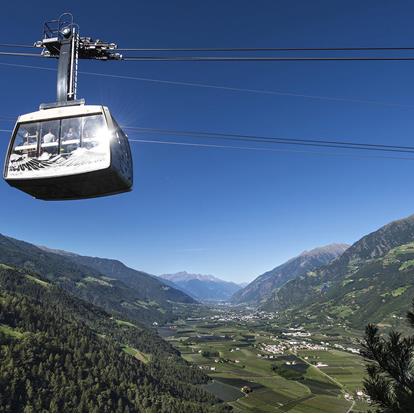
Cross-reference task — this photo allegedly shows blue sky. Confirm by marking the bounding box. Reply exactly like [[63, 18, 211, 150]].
[[1, 0, 414, 282]]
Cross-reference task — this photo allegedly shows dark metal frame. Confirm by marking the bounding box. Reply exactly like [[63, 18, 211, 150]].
[[35, 13, 122, 108], [42, 13, 74, 40]]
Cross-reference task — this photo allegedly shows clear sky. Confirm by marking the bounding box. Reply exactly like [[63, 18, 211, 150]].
[[1, 0, 414, 283]]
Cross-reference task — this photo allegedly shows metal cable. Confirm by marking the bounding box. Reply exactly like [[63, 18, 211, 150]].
[[127, 138, 414, 161], [3, 43, 414, 52], [1, 61, 412, 109], [4, 52, 414, 61], [0, 127, 413, 160], [124, 127, 414, 154], [2, 108, 414, 154], [123, 56, 414, 61], [2, 51, 414, 62], [0, 51, 44, 58], [118, 46, 414, 52], [0, 43, 35, 49]]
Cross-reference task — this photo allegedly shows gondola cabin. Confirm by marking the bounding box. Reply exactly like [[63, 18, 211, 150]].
[[3, 104, 133, 200]]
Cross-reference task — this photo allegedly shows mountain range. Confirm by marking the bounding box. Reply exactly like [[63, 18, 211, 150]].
[[3, 210, 414, 331], [0, 234, 196, 325], [261, 214, 414, 329], [159, 271, 242, 302], [232, 243, 349, 305], [3, 212, 414, 410]]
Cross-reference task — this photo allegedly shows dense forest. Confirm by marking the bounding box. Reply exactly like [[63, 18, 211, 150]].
[[0, 266, 228, 412]]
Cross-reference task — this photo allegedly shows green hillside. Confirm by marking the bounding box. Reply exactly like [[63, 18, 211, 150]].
[[41, 247, 196, 305], [262, 214, 414, 329], [0, 265, 226, 412], [0, 234, 196, 325], [232, 244, 348, 305]]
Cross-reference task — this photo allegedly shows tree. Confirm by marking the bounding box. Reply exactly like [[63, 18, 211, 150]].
[[0, 268, 225, 413], [362, 300, 414, 412]]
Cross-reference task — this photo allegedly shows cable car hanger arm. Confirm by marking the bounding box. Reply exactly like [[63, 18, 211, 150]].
[[32, 13, 121, 107]]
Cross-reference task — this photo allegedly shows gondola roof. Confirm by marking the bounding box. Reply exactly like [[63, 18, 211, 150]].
[[18, 104, 104, 123]]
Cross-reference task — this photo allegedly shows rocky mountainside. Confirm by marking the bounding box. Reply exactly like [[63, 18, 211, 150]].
[[262, 214, 414, 329], [0, 234, 195, 325], [231, 243, 348, 304], [159, 271, 242, 302]]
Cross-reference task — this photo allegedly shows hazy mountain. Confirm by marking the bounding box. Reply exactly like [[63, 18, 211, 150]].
[[231, 243, 349, 305], [262, 214, 414, 328], [0, 233, 195, 325], [159, 271, 242, 302]]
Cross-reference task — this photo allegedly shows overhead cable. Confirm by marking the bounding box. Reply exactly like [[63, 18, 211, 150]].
[[0, 43, 35, 49], [118, 46, 414, 52], [123, 56, 414, 62], [1, 61, 412, 108], [2, 114, 414, 154], [0, 51, 43, 58], [0, 127, 413, 161], [124, 126, 414, 154], [3, 43, 414, 52], [127, 138, 414, 161]]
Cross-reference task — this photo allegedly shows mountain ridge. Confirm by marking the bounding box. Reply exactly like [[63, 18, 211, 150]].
[[262, 213, 414, 328], [159, 271, 242, 302], [160, 271, 223, 283], [0, 233, 196, 325], [231, 243, 349, 305], [40, 247, 196, 304]]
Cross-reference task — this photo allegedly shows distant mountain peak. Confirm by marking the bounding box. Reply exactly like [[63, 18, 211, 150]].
[[159, 271, 241, 302], [159, 271, 221, 283], [298, 243, 350, 258], [260, 213, 414, 328], [231, 242, 349, 305]]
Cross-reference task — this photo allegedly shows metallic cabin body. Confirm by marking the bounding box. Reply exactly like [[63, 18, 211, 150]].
[[3, 105, 133, 200]]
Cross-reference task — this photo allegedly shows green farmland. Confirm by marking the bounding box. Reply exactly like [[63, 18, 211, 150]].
[[161, 318, 371, 413]]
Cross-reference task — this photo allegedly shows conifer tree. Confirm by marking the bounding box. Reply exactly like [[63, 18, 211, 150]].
[[362, 300, 414, 411]]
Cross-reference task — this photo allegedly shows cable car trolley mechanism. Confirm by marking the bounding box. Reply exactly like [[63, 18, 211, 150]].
[[3, 13, 133, 200]]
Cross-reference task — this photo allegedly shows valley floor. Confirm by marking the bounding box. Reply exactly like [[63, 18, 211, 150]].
[[162, 305, 373, 413]]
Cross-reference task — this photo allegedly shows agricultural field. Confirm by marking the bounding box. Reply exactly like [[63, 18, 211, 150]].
[[122, 345, 151, 364], [160, 316, 372, 413], [296, 350, 365, 393]]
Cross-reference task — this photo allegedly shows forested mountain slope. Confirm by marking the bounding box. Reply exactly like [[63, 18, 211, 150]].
[[262, 214, 414, 328], [0, 264, 226, 412], [0, 234, 195, 325], [40, 245, 196, 304], [232, 244, 348, 304]]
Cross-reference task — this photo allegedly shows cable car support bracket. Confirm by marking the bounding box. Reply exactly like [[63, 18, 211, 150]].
[[34, 13, 122, 109]]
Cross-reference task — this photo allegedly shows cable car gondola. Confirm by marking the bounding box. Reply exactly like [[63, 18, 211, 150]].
[[4, 104, 133, 200], [3, 13, 133, 200]]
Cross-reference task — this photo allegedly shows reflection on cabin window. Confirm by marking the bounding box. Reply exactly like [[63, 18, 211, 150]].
[[82, 115, 106, 149], [60, 118, 81, 154], [39, 120, 59, 158], [11, 114, 107, 160], [11, 122, 38, 158]]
